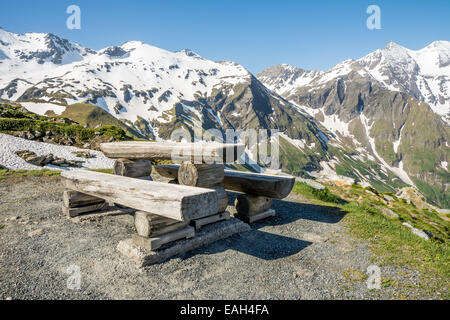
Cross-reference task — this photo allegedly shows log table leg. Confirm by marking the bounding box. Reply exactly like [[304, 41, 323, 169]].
[[114, 159, 153, 180], [134, 211, 189, 238], [177, 163, 224, 188], [62, 190, 108, 217], [234, 194, 276, 223], [177, 163, 230, 229]]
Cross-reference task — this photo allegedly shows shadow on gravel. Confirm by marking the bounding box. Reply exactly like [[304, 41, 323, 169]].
[[228, 192, 346, 226], [185, 230, 313, 261], [182, 192, 346, 261]]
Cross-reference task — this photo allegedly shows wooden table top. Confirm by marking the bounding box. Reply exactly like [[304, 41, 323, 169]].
[[100, 141, 245, 163]]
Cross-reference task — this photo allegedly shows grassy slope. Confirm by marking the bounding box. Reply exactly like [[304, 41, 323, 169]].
[[60, 103, 145, 139], [292, 182, 449, 298], [0, 103, 129, 142]]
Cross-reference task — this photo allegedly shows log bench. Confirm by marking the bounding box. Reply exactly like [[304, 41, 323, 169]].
[[61, 170, 223, 251], [154, 164, 295, 223], [60, 170, 248, 262], [154, 164, 295, 199], [61, 170, 219, 221]]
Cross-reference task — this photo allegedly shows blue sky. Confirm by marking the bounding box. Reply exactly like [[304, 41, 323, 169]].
[[1, 0, 449, 73]]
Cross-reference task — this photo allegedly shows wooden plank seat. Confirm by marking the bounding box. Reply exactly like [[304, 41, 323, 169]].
[[154, 164, 295, 199], [60, 170, 219, 221]]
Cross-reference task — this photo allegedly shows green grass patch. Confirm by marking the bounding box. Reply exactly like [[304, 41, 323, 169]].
[[342, 269, 368, 282], [0, 102, 130, 142], [292, 182, 345, 204], [88, 168, 115, 174], [0, 168, 61, 179], [292, 181, 450, 297]]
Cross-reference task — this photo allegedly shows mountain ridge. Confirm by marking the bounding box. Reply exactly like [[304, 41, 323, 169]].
[[0, 28, 448, 207]]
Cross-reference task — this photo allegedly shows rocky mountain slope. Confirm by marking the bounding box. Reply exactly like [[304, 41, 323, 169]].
[[258, 42, 450, 207], [0, 28, 448, 207]]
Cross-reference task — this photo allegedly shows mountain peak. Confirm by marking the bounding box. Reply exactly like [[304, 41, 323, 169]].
[[177, 49, 202, 59], [384, 41, 408, 51]]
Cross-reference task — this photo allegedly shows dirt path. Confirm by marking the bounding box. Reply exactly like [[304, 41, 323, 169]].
[[0, 176, 427, 299]]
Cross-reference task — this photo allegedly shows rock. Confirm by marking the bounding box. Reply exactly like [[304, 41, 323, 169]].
[[28, 228, 44, 237], [383, 195, 394, 202], [365, 190, 377, 197], [437, 208, 450, 214], [15, 150, 84, 168], [42, 154, 54, 165], [75, 150, 95, 158], [25, 155, 44, 166], [52, 159, 65, 166], [402, 223, 429, 240], [295, 177, 325, 190], [377, 206, 399, 220]]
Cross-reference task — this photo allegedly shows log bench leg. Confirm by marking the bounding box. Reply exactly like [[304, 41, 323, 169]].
[[132, 226, 195, 251], [191, 211, 231, 230], [238, 209, 276, 223], [134, 211, 189, 238], [133, 211, 193, 250], [62, 190, 108, 218], [234, 194, 276, 223]]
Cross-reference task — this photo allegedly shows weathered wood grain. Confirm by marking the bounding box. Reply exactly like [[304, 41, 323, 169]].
[[132, 226, 195, 251], [63, 190, 104, 208], [211, 185, 228, 213], [100, 141, 244, 163], [236, 209, 276, 223], [154, 165, 179, 179], [235, 194, 272, 216], [134, 211, 189, 237], [114, 159, 152, 178], [178, 163, 224, 187], [61, 170, 218, 221], [154, 164, 295, 199], [191, 211, 230, 230], [62, 202, 108, 218]]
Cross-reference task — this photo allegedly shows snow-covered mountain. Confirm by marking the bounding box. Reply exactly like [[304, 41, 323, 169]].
[[0, 27, 329, 166], [0, 28, 254, 138], [258, 41, 450, 124], [0, 28, 448, 207], [258, 41, 450, 207]]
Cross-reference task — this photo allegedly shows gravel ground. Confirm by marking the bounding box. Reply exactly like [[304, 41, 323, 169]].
[[0, 175, 435, 300], [0, 133, 114, 170]]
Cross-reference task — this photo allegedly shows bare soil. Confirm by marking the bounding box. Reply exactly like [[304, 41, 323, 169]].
[[0, 175, 430, 299]]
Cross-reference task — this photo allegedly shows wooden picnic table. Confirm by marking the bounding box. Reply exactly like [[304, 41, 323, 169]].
[[101, 141, 246, 188], [100, 140, 295, 225]]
